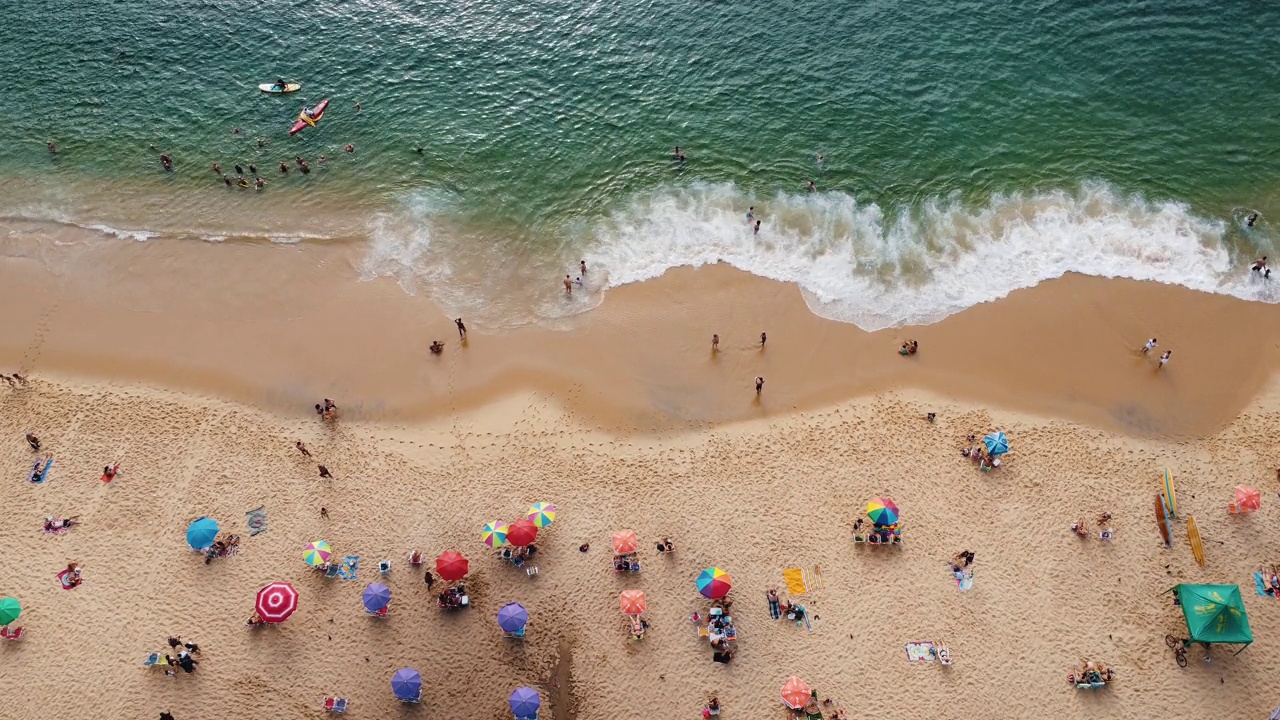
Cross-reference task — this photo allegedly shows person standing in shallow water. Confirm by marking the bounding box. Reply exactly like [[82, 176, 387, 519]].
[[564, 275, 573, 295], [455, 318, 467, 339]]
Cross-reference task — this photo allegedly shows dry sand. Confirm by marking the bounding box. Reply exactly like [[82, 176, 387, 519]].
[[2, 236, 1280, 718]]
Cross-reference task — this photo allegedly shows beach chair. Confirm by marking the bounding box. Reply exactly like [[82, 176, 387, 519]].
[[1098, 529, 1115, 541], [852, 533, 866, 544], [323, 697, 349, 713], [526, 565, 539, 576], [324, 564, 342, 579], [698, 627, 709, 639], [937, 645, 952, 665], [378, 560, 391, 574], [0, 626, 24, 641]]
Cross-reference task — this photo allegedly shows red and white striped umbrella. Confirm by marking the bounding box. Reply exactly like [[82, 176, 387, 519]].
[[255, 582, 298, 623]]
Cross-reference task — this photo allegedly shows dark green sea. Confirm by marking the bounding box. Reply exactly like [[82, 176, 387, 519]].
[[2, 0, 1278, 327]]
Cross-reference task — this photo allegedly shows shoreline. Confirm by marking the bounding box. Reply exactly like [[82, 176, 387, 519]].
[[1, 233, 1279, 438]]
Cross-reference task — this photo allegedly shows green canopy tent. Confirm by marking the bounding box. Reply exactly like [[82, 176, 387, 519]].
[[1171, 583, 1253, 653]]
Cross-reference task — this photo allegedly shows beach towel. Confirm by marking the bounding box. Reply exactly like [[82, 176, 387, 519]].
[[768, 597, 781, 620], [245, 506, 268, 536], [955, 569, 974, 592], [1254, 572, 1277, 599], [29, 458, 53, 484], [56, 569, 80, 590], [803, 566, 825, 591], [905, 641, 936, 662], [783, 568, 807, 596], [338, 555, 360, 581]]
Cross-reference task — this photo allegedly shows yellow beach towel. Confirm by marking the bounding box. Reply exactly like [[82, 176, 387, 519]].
[[783, 568, 807, 596]]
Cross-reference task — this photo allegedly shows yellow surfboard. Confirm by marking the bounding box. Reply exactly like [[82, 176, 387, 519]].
[[1163, 468, 1178, 518], [1187, 516, 1204, 566]]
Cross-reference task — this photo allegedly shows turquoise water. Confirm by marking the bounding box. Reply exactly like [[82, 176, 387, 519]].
[[2, 0, 1279, 327]]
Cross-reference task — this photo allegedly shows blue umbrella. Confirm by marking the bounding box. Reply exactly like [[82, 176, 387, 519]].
[[391, 668, 421, 702], [497, 602, 528, 633], [186, 517, 219, 550], [983, 431, 1009, 456], [363, 583, 391, 612], [509, 686, 541, 718]]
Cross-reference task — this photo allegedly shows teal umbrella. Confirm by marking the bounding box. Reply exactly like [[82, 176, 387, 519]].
[[0, 597, 20, 626]]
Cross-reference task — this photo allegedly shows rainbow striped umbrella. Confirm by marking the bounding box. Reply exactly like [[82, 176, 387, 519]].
[[482, 521, 509, 548], [866, 498, 899, 527], [303, 540, 333, 567], [528, 502, 557, 528], [696, 567, 732, 599]]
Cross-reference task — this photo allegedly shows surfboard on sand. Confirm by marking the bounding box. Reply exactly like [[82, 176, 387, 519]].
[[1156, 494, 1171, 547], [258, 83, 302, 94], [1163, 468, 1178, 518], [1187, 516, 1205, 565]]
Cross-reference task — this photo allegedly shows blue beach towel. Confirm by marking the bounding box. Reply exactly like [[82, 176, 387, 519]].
[[338, 555, 360, 581], [1254, 572, 1275, 598], [29, 458, 53, 484], [955, 569, 974, 592]]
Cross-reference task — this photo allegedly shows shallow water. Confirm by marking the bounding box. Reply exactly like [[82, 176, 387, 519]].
[[3, 0, 1278, 327]]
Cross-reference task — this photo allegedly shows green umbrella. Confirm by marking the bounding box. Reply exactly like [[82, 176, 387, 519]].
[[1175, 583, 1253, 646], [0, 597, 21, 626]]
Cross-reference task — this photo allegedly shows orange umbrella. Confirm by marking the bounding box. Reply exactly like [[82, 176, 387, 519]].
[[619, 589, 647, 616], [1235, 485, 1262, 512], [780, 676, 812, 710], [611, 529, 638, 555]]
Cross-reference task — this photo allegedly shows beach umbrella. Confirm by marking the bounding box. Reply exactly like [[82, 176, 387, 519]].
[[619, 589, 647, 616], [255, 582, 298, 623], [983, 431, 1009, 456], [483, 521, 510, 548], [696, 568, 733, 599], [436, 550, 469, 582], [0, 597, 20, 626], [363, 583, 391, 612], [391, 668, 422, 702], [866, 498, 900, 527], [186, 517, 219, 550], [497, 602, 529, 632], [611, 529, 639, 555], [1235, 486, 1262, 512], [507, 519, 538, 547], [780, 676, 812, 709], [509, 686, 541, 718], [303, 540, 333, 567], [528, 502, 557, 528]]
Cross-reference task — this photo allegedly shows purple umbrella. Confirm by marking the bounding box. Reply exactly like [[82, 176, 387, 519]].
[[496, 602, 528, 633], [363, 583, 391, 612], [509, 686, 541, 718], [391, 668, 422, 702]]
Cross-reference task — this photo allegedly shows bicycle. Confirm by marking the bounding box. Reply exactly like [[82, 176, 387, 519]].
[[1165, 635, 1189, 667]]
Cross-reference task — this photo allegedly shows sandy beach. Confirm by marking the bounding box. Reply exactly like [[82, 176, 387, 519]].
[[2, 236, 1280, 718]]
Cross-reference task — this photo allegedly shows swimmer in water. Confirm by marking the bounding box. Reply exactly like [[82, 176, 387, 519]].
[[1253, 256, 1267, 272], [279, 161, 289, 174], [1247, 211, 1259, 227], [580, 259, 587, 275], [344, 144, 354, 153], [223, 174, 232, 187], [355, 102, 362, 113], [248, 163, 257, 175], [234, 164, 244, 176], [754, 220, 761, 235], [47, 141, 57, 154], [746, 206, 754, 222], [160, 154, 173, 171], [318, 155, 327, 163], [807, 179, 816, 192], [237, 177, 250, 189], [817, 153, 823, 163], [211, 162, 221, 174], [564, 275, 573, 295], [414, 146, 424, 154], [300, 163, 311, 174], [256, 137, 266, 148], [254, 177, 266, 190]]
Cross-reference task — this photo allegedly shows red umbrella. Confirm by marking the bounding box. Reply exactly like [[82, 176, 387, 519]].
[[1235, 486, 1262, 512], [507, 519, 538, 547], [435, 551, 469, 582], [255, 582, 298, 623]]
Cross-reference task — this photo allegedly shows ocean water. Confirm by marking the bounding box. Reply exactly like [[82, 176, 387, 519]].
[[2, 0, 1278, 328]]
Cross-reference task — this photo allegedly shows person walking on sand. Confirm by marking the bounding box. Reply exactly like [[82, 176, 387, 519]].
[[712, 334, 719, 351], [1158, 350, 1172, 369], [760, 331, 767, 347], [564, 275, 573, 295], [12, 372, 26, 385], [755, 376, 764, 395], [295, 440, 311, 457], [318, 464, 333, 479], [455, 318, 467, 339], [25, 432, 40, 451], [1141, 338, 1157, 354]]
